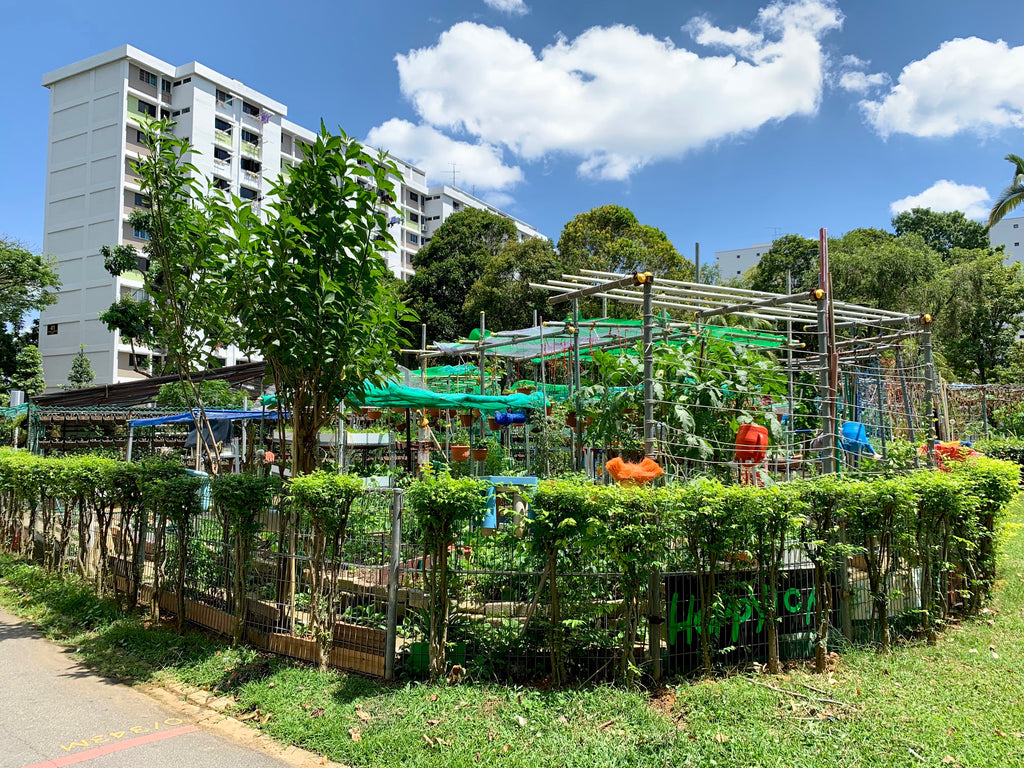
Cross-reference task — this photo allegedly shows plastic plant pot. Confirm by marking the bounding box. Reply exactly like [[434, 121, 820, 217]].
[[566, 412, 578, 428], [487, 417, 499, 430], [459, 413, 475, 427], [471, 447, 488, 461], [451, 445, 470, 462]]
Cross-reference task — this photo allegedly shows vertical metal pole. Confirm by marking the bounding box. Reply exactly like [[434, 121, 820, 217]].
[[126, 426, 135, 462], [384, 488, 402, 681], [922, 321, 937, 467], [874, 359, 887, 459], [479, 312, 487, 472], [538, 320, 550, 477], [981, 385, 990, 439], [642, 277, 655, 457], [785, 270, 795, 481], [572, 300, 582, 472], [694, 242, 701, 283], [648, 567, 662, 683], [421, 324, 428, 387], [894, 348, 916, 445], [816, 295, 834, 475]]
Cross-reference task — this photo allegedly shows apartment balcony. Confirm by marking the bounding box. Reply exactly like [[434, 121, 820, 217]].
[[216, 97, 234, 115], [243, 170, 261, 185], [215, 130, 233, 148], [240, 142, 261, 159], [127, 107, 154, 127], [242, 110, 263, 129], [214, 158, 231, 172]]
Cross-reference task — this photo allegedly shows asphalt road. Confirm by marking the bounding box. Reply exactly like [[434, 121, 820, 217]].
[[0, 609, 302, 768]]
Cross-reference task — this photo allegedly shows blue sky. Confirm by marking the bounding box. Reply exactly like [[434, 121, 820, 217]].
[[4, 0, 1024, 263]]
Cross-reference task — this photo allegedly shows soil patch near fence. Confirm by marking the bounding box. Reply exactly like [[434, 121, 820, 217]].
[[2, 496, 1024, 768]]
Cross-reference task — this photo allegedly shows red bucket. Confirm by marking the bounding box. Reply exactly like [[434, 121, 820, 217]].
[[735, 424, 769, 464]]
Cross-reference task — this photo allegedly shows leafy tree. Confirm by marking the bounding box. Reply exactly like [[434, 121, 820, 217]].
[[745, 234, 819, 293], [0, 320, 38, 388], [892, 208, 989, 258], [98, 296, 156, 375], [463, 238, 561, 329], [557, 204, 693, 280], [100, 120, 238, 466], [12, 345, 45, 396], [401, 209, 518, 341], [0, 236, 60, 327], [64, 345, 94, 390], [933, 250, 1024, 383], [988, 153, 1024, 228], [222, 127, 410, 476], [829, 229, 943, 312], [155, 379, 244, 409]]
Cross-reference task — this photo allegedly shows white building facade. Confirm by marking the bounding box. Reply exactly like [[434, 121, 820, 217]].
[[987, 215, 1024, 267], [39, 45, 541, 390], [715, 242, 773, 281]]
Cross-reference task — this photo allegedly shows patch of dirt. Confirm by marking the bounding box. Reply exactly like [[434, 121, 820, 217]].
[[649, 687, 687, 728]]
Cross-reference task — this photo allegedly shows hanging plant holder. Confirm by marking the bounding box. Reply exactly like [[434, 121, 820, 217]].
[[487, 416, 499, 430], [471, 447, 489, 461], [566, 412, 578, 428], [459, 413, 475, 428], [450, 445, 470, 462]]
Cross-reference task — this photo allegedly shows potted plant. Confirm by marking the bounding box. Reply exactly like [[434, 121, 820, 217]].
[[459, 411, 475, 428], [487, 414, 499, 431], [363, 407, 381, 421], [471, 438, 489, 462], [450, 426, 470, 461]]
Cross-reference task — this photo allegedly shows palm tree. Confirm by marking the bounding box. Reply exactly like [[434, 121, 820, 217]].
[[988, 154, 1024, 228]]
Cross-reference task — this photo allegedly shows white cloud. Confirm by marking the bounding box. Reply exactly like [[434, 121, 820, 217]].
[[393, 0, 843, 180], [841, 54, 867, 68], [365, 119, 523, 192], [889, 180, 991, 220], [484, 0, 528, 14], [482, 191, 515, 209], [862, 37, 1024, 138], [838, 70, 889, 93]]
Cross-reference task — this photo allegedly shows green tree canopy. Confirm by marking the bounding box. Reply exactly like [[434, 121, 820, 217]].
[[557, 204, 693, 280], [829, 229, 943, 312], [891, 208, 989, 257], [0, 237, 60, 327], [12, 344, 45, 396], [932, 250, 1024, 383], [463, 238, 561, 330], [401, 208, 519, 341], [222, 127, 411, 475], [64, 346, 94, 390], [155, 379, 244, 409], [745, 234, 820, 293]]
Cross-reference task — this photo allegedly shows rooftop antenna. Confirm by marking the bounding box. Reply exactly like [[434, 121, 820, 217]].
[[450, 162, 458, 186], [767, 226, 782, 238]]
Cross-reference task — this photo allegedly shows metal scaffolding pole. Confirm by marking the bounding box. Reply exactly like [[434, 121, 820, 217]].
[[642, 276, 655, 457], [922, 321, 937, 468]]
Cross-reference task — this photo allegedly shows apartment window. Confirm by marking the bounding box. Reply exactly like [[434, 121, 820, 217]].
[[214, 147, 231, 161], [407, 233, 420, 245], [215, 117, 232, 132], [216, 89, 232, 104], [46, 324, 58, 336], [239, 186, 258, 201], [409, 212, 420, 223], [452, 201, 461, 210], [241, 128, 260, 146], [128, 353, 149, 368], [160, 108, 171, 119], [136, 99, 157, 118], [132, 227, 151, 241], [1016, 243, 1020, 247], [242, 101, 260, 117], [134, 129, 146, 144], [240, 157, 261, 173], [138, 68, 157, 86], [409, 191, 419, 203], [213, 177, 230, 191], [737, 255, 741, 259], [134, 192, 150, 208], [161, 78, 171, 94]]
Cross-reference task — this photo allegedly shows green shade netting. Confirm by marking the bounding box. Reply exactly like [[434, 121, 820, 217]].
[[1, 404, 28, 419], [360, 380, 544, 413], [260, 381, 545, 413]]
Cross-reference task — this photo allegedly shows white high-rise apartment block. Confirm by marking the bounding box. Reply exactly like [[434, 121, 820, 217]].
[[39, 45, 541, 390], [987, 215, 1024, 267], [715, 242, 773, 281]]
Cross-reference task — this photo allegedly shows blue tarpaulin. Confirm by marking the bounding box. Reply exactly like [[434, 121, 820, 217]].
[[128, 408, 286, 428]]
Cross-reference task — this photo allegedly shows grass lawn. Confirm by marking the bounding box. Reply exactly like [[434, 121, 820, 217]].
[[3, 499, 1024, 767]]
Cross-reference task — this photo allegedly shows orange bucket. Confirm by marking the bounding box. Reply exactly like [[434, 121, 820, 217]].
[[735, 423, 769, 464]]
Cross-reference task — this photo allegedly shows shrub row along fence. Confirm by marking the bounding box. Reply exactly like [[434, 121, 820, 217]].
[[0, 447, 1018, 686]]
